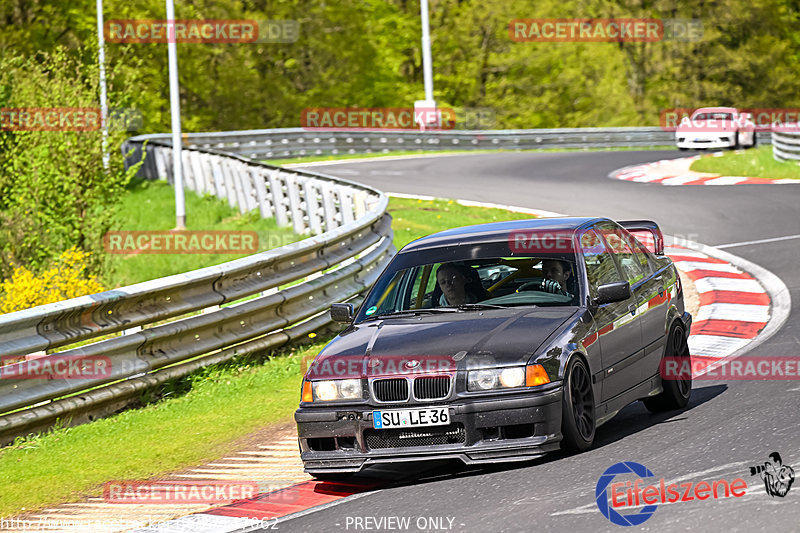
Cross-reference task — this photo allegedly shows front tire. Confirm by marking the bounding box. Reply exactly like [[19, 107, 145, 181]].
[[561, 357, 595, 451], [643, 323, 692, 412]]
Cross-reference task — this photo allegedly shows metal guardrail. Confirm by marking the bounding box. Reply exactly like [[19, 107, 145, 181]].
[[0, 135, 395, 443], [145, 127, 679, 160], [772, 125, 800, 161]]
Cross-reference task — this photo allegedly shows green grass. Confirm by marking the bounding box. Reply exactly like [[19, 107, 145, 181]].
[[0, 344, 313, 517], [104, 179, 302, 288], [689, 145, 800, 180], [387, 197, 532, 251], [268, 145, 677, 166], [0, 195, 536, 517]]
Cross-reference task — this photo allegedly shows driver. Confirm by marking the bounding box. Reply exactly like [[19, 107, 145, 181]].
[[541, 259, 572, 296], [436, 263, 488, 306]]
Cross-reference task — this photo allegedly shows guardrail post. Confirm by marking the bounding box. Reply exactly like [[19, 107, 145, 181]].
[[303, 180, 323, 234], [252, 168, 272, 219], [268, 170, 289, 227], [286, 175, 307, 234]]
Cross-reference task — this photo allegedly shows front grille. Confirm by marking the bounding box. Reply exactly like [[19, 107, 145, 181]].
[[365, 424, 466, 449], [413, 376, 450, 400], [372, 378, 409, 402]]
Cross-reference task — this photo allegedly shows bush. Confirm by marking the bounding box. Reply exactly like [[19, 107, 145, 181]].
[[0, 48, 139, 281], [0, 247, 104, 314]]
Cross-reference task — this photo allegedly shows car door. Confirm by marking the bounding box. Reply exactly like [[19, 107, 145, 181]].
[[599, 223, 664, 384], [579, 228, 643, 402], [626, 234, 674, 380]]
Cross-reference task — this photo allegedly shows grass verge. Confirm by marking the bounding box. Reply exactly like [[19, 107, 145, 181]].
[[689, 145, 800, 180], [103, 179, 301, 288], [0, 196, 538, 517]]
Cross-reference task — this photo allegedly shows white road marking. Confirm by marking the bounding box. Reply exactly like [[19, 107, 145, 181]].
[[660, 175, 704, 185], [672, 261, 741, 273], [664, 250, 711, 259], [694, 303, 770, 322], [632, 174, 664, 182], [688, 335, 752, 358], [715, 233, 800, 249], [551, 461, 753, 516], [693, 277, 765, 294], [703, 176, 747, 185]]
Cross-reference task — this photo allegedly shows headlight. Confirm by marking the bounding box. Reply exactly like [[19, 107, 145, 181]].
[[468, 364, 550, 391], [306, 379, 363, 402], [499, 367, 525, 388]]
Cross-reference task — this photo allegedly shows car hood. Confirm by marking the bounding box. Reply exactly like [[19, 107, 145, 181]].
[[305, 307, 579, 379]]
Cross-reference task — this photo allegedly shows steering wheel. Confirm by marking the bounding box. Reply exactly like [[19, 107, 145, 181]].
[[517, 279, 565, 295]]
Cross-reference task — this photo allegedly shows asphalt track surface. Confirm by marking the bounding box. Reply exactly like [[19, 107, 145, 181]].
[[268, 150, 800, 533]]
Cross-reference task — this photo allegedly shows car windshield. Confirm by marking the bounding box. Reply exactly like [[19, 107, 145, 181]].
[[692, 112, 734, 121], [356, 255, 580, 322]]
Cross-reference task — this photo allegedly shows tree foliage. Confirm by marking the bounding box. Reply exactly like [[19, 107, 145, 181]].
[[0, 0, 798, 283]]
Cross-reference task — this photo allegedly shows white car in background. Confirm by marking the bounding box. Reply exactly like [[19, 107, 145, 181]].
[[676, 107, 757, 150]]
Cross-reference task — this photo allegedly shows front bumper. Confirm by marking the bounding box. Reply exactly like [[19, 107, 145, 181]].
[[676, 135, 736, 149], [295, 386, 563, 474]]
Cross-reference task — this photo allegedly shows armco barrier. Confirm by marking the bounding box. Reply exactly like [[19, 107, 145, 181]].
[[772, 125, 800, 162], [0, 136, 394, 444], [145, 127, 679, 160]]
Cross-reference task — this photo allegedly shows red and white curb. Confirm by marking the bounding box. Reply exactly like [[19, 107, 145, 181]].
[[124, 203, 790, 533], [611, 154, 800, 186], [669, 239, 790, 377]]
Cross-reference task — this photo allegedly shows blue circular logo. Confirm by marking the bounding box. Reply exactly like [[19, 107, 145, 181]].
[[595, 462, 658, 526]]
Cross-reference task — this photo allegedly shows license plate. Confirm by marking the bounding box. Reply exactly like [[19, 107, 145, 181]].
[[372, 407, 449, 429]]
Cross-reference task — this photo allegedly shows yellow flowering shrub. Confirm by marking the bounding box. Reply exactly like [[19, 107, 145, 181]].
[[0, 247, 104, 314]]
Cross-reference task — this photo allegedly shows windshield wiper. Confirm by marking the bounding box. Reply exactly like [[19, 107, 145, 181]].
[[366, 308, 459, 321], [451, 303, 510, 311]]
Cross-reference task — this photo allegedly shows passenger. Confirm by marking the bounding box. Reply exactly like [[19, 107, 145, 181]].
[[436, 263, 488, 306]]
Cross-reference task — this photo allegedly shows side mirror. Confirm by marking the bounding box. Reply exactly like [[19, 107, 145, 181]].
[[330, 303, 354, 323], [594, 281, 631, 305]]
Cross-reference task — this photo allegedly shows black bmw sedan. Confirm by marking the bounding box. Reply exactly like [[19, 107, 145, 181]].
[[295, 217, 692, 479]]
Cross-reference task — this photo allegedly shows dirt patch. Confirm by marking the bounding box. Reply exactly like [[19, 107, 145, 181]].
[[677, 268, 700, 325]]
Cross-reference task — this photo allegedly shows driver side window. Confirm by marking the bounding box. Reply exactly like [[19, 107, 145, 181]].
[[598, 224, 647, 286], [580, 229, 622, 297]]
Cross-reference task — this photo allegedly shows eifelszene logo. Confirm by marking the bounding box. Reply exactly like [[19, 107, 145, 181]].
[[749, 452, 794, 497], [595, 461, 748, 526], [596, 462, 658, 526]]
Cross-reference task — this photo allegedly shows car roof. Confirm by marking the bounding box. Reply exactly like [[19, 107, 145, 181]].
[[399, 217, 606, 253], [692, 107, 738, 115]]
